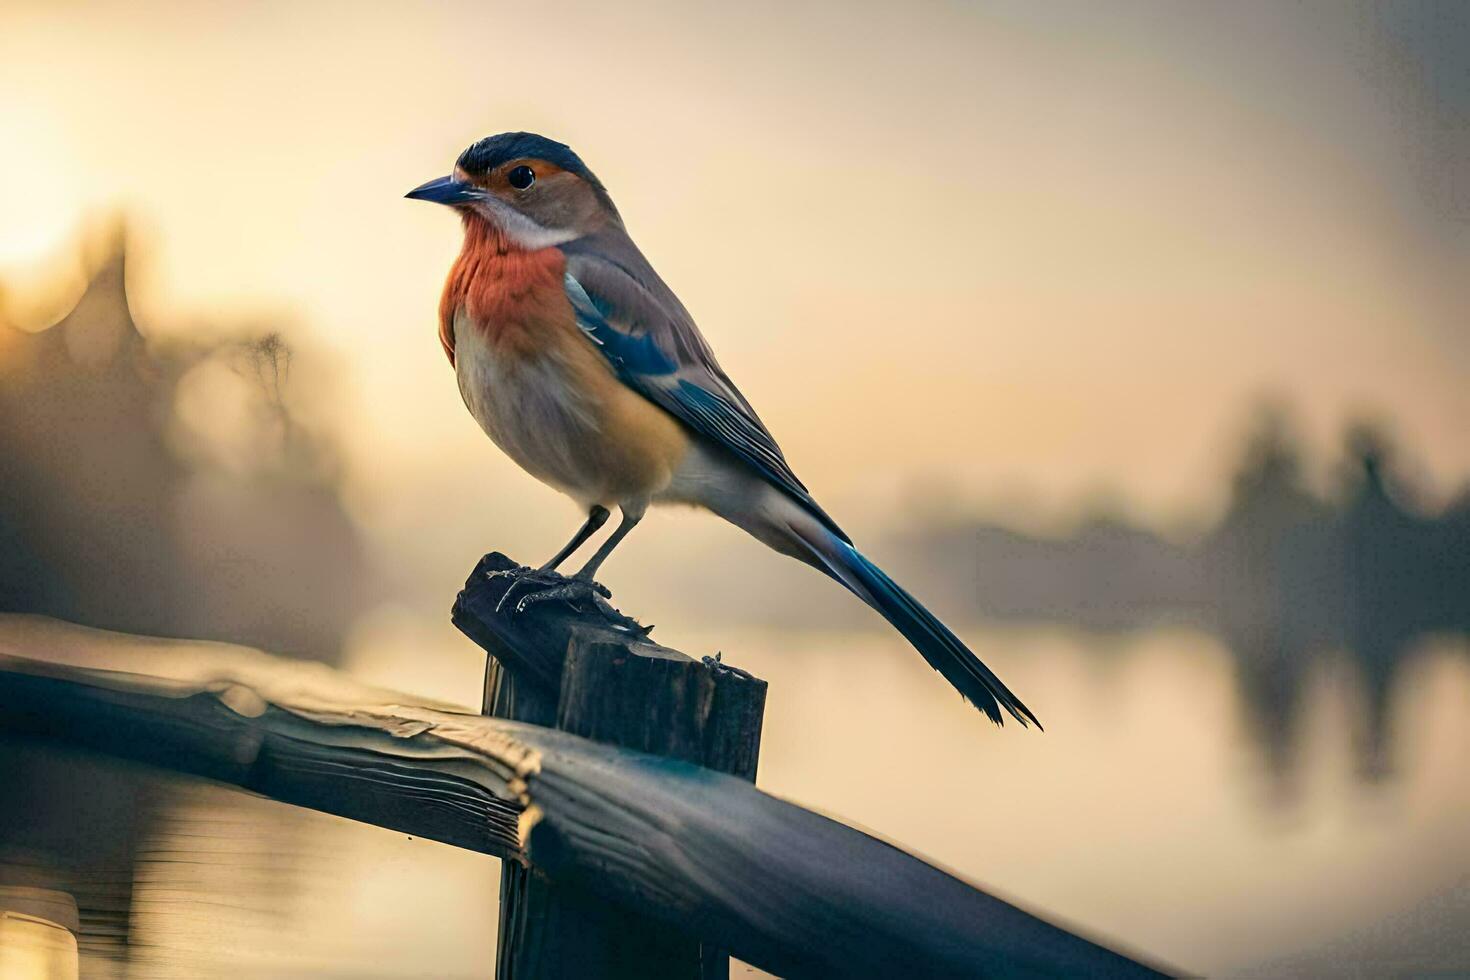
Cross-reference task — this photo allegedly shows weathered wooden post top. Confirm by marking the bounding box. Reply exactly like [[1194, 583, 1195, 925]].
[[452, 553, 767, 980]]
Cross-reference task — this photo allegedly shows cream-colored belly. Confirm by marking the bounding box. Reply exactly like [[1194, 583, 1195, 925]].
[[454, 311, 690, 507]]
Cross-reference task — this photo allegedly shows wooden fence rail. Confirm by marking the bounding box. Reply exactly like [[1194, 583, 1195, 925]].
[[0, 573, 1170, 979]]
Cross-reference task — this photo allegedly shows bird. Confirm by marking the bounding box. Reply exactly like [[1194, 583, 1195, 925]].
[[407, 132, 1038, 727]]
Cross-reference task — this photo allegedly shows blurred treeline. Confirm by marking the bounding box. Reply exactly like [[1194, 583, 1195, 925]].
[[892, 409, 1470, 784], [896, 408, 1470, 639], [1, 229, 383, 968], [0, 230, 379, 661]]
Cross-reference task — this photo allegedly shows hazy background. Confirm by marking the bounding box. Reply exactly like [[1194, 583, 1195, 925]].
[[2, 1, 1467, 977]]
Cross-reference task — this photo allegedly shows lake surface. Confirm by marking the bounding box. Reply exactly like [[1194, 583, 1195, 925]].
[[103, 623, 1470, 978]]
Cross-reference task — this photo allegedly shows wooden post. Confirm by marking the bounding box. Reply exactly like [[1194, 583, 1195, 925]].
[[453, 553, 766, 980]]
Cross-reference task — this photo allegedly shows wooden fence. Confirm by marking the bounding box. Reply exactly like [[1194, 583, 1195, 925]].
[[0, 554, 1171, 978]]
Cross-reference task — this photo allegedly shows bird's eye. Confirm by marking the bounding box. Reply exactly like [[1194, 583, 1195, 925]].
[[507, 165, 535, 190]]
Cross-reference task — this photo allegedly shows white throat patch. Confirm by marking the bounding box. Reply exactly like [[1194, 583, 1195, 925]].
[[470, 197, 578, 251]]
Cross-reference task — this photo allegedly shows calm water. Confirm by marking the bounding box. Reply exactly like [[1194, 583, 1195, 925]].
[[104, 624, 1470, 978]]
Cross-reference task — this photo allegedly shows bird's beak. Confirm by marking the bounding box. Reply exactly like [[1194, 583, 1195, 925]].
[[405, 175, 479, 206]]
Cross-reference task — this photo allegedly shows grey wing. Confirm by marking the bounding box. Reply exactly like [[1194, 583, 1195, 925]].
[[560, 232, 849, 542]]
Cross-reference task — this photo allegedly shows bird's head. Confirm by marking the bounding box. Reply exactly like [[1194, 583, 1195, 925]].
[[406, 132, 618, 249]]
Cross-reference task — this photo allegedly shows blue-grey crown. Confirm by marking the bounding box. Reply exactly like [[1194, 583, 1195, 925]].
[[456, 132, 612, 205]]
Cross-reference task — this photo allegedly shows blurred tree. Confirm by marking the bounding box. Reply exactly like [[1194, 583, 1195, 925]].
[[0, 232, 379, 659], [1, 228, 382, 974]]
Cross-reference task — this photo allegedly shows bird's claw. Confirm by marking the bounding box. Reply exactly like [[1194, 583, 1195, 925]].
[[491, 567, 585, 614], [513, 578, 608, 614], [489, 566, 648, 633]]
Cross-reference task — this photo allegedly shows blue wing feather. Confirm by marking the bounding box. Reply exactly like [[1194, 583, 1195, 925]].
[[565, 273, 678, 377], [564, 269, 849, 543]]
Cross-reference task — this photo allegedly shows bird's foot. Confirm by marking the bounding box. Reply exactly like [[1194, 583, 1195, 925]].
[[490, 567, 651, 635], [491, 567, 601, 613]]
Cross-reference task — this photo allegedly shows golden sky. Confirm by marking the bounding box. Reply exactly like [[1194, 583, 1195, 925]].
[[3, 0, 1467, 542]]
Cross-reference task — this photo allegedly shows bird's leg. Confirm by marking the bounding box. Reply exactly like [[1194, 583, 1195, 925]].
[[570, 504, 644, 582], [492, 506, 610, 613], [541, 505, 610, 572], [512, 504, 649, 632]]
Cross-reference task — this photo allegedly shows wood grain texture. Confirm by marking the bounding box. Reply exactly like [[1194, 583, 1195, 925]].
[[0, 612, 1171, 979], [557, 639, 765, 781]]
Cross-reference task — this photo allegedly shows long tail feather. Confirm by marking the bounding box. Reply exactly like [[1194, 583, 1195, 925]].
[[791, 522, 1040, 728]]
